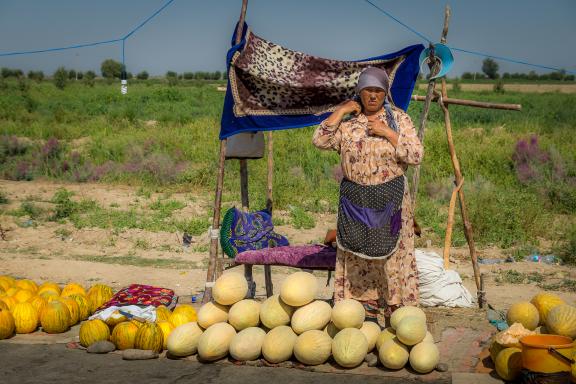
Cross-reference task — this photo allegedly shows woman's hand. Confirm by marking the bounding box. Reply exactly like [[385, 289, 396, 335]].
[[335, 100, 361, 117], [367, 117, 399, 147]]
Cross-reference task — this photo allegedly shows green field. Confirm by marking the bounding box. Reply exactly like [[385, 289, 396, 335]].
[[0, 79, 575, 261]]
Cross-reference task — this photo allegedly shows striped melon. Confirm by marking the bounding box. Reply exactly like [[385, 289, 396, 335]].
[[546, 304, 576, 339], [79, 319, 110, 347], [61, 283, 86, 298], [40, 301, 71, 333], [0, 308, 15, 339], [157, 320, 175, 350], [531, 292, 565, 325], [134, 322, 163, 352], [12, 302, 38, 334], [111, 321, 139, 350]]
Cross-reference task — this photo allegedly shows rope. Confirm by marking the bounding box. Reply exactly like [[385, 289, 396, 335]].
[[0, 38, 123, 57], [123, 0, 176, 40], [362, 0, 432, 43]]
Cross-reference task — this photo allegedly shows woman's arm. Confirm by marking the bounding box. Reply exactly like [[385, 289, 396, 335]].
[[312, 100, 360, 150], [394, 111, 423, 165]]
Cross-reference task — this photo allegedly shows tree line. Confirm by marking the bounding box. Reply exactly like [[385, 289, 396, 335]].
[[460, 58, 575, 81]]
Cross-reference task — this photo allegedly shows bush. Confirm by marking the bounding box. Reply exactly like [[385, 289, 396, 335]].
[[493, 80, 505, 93], [555, 225, 576, 265], [53, 67, 68, 90], [83, 70, 96, 87], [101, 59, 123, 79], [136, 71, 149, 80]]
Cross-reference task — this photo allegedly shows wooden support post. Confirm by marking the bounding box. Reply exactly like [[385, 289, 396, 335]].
[[443, 177, 464, 269], [202, 139, 228, 304], [264, 131, 274, 296], [411, 95, 521, 111]]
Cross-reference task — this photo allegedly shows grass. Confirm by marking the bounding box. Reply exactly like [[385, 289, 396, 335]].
[[68, 254, 200, 269], [0, 80, 575, 252]]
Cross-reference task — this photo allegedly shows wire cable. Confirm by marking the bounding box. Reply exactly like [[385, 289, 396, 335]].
[[363, 0, 432, 43], [123, 0, 176, 40], [0, 38, 123, 57]]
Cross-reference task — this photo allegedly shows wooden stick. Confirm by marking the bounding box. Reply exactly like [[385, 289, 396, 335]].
[[264, 265, 273, 297], [240, 159, 249, 211], [235, 0, 248, 45], [443, 177, 464, 269], [411, 95, 521, 111], [202, 138, 228, 304], [266, 131, 274, 213], [436, 92, 482, 296]]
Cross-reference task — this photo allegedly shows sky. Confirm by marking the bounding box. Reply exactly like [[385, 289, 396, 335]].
[[0, 0, 575, 77]]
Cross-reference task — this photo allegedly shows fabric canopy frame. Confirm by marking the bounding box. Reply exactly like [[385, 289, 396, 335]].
[[220, 23, 424, 139]]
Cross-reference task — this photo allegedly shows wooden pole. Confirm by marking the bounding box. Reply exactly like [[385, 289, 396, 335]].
[[203, 0, 249, 304], [436, 91, 482, 299], [264, 131, 274, 297], [443, 177, 464, 269], [411, 95, 521, 111], [203, 139, 228, 304]]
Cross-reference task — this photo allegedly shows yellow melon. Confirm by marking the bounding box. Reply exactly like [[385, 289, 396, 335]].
[[40, 301, 71, 333], [396, 316, 427, 346], [0, 286, 5, 297], [291, 300, 332, 334], [331, 299, 365, 330], [262, 325, 298, 363], [87, 284, 114, 313], [212, 273, 248, 306], [61, 297, 80, 326], [546, 304, 576, 339], [79, 319, 110, 347], [61, 282, 86, 298], [157, 320, 175, 350], [111, 321, 139, 350], [294, 330, 332, 365], [197, 301, 229, 329], [229, 327, 266, 361], [390, 306, 426, 330], [228, 299, 261, 331], [376, 327, 396, 351], [172, 304, 197, 322], [280, 272, 318, 307], [495, 347, 523, 382], [0, 308, 15, 339], [379, 338, 409, 370], [507, 301, 540, 330], [360, 321, 381, 352], [68, 294, 91, 320], [0, 300, 8, 311], [12, 302, 38, 334], [332, 328, 368, 368], [259, 294, 294, 329], [409, 342, 440, 373], [167, 322, 203, 357], [324, 322, 340, 338], [197, 322, 236, 361], [6, 287, 20, 297], [0, 276, 16, 291], [38, 282, 61, 296], [14, 289, 35, 303], [531, 292, 565, 325], [422, 331, 434, 344], [134, 322, 163, 352], [30, 295, 47, 319], [16, 279, 38, 293], [0, 296, 17, 310], [155, 305, 172, 322]]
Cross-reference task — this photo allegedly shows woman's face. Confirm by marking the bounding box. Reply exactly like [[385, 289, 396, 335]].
[[359, 87, 387, 113]]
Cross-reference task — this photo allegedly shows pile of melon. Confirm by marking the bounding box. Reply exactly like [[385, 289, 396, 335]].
[[490, 291, 576, 382], [164, 271, 440, 372], [0, 275, 115, 339]]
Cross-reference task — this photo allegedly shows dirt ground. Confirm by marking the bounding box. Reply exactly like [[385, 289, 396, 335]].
[[1, 179, 575, 310]]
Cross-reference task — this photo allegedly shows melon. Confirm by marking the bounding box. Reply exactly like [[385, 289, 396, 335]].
[[167, 322, 203, 357], [40, 291, 60, 301], [332, 328, 368, 368], [422, 331, 434, 344], [228, 299, 260, 331], [324, 322, 340, 338], [12, 302, 38, 334], [104, 311, 127, 331], [0, 296, 17, 310], [0, 276, 16, 291], [212, 273, 248, 306], [280, 272, 318, 307], [134, 322, 163, 352], [376, 327, 396, 350], [61, 297, 80, 326], [494, 322, 536, 348], [294, 330, 332, 365], [489, 338, 506, 362], [262, 325, 298, 363], [260, 294, 294, 329], [0, 300, 8, 311], [546, 304, 576, 339], [390, 306, 426, 330], [87, 284, 114, 313], [157, 320, 175, 350], [156, 305, 172, 322], [111, 321, 139, 350], [197, 301, 229, 329], [40, 301, 71, 333], [0, 308, 15, 339], [79, 319, 110, 347], [61, 283, 86, 298], [197, 322, 236, 361], [495, 347, 523, 382], [68, 294, 91, 320], [331, 299, 365, 329], [379, 338, 409, 370], [38, 282, 61, 296], [396, 316, 427, 346], [16, 279, 38, 293], [409, 342, 440, 373], [360, 321, 381, 352], [14, 289, 35, 303], [29, 296, 47, 320], [291, 300, 332, 334], [506, 301, 540, 330], [531, 292, 565, 325], [0, 286, 5, 297], [172, 304, 197, 322], [229, 327, 266, 361]]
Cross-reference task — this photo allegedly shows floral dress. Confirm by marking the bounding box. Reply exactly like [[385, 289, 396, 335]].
[[312, 108, 423, 315]]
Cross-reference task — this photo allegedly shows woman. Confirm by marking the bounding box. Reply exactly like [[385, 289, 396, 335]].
[[313, 67, 423, 322]]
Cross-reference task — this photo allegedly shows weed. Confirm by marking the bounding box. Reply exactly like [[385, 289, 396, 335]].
[[149, 198, 186, 218], [50, 188, 76, 220], [134, 239, 150, 250], [0, 190, 8, 204], [289, 205, 316, 230], [54, 228, 72, 239], [11, 201, 45, 220], [495, 270, 526, 284]]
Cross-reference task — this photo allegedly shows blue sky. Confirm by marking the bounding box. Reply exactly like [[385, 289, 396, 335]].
[[0, 0, 574, 77]]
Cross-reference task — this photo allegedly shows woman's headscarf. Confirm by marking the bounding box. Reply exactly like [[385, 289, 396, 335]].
[[356, 67, 399, 132]]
